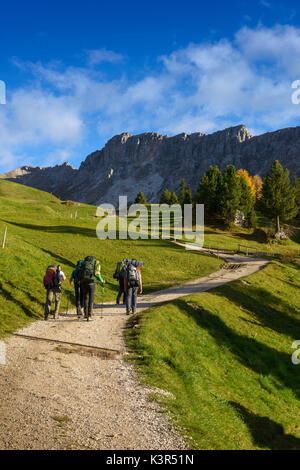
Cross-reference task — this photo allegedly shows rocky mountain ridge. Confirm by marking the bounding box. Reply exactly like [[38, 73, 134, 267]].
[[1, 124, 299, 205]]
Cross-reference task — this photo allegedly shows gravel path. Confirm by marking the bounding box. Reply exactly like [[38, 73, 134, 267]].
[[0, 247, 268, 450]]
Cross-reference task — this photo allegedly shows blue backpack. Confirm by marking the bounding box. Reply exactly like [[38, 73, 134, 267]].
[[73, 260, 84, 282]]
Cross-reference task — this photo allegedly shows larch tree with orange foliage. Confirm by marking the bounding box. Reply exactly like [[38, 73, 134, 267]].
[[237, 169, 256, 197], [252, 174, 263, 200]]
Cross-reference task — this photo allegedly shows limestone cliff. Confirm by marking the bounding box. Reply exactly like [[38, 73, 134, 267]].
[[1, 124, 299, 205]]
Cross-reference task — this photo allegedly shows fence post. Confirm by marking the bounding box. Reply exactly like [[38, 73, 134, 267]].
[[2, 225, 7, 249]]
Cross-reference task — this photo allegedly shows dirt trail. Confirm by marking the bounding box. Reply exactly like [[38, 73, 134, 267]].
[[0, 247, 268, 450]]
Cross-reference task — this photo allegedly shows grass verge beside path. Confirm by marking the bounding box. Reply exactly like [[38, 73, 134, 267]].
[[126, 259, 300, 450]]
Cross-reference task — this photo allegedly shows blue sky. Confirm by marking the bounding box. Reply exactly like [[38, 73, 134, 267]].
[[1, 0, 300, 172]]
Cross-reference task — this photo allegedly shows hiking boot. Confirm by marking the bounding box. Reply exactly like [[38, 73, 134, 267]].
[[126, 310, 130, 315], [44, 316, 48, 321]]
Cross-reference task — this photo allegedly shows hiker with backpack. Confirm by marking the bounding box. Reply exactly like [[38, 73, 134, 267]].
[[78, 256, 105, 320], [113, 259, 128, 305], [70, 260, 84, 318], [124, 259, 143, 315], [44, 264, 66, 320]]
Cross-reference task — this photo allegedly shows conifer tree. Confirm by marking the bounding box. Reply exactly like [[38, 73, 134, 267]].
[[183, 184, 193, 205], [219, 164, 241, 223], [179, 178, 186, 206], [261, 160, 298, 232], [194, 165, 223, 216], [295, 177, 300, 214], [160, 188, 172, 204], [169, 190, 179, 205], [135, 192, 147, 204], [239, 174, 255, 215]]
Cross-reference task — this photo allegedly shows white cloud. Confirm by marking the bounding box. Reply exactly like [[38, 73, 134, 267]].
[[85, 48, 124, 66], [10, 89, 83, 142], [235, 24, 300, 77], [260, 0, 271, 7], [2, 25, 300, 172], [0, 84, 83, 171]]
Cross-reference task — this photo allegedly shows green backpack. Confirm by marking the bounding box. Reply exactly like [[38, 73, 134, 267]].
[[79, 256, 97, 282]]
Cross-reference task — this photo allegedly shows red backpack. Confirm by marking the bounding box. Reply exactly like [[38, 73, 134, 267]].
[[43, 265, 59, 289]]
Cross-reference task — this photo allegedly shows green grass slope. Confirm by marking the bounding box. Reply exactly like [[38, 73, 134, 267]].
[[201, 217, 300, 257], [127, 254, 300, 449], [0, 180, 221, 337]]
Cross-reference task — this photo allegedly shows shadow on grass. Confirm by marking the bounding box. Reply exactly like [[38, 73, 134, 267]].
[[0, 281, 37, 318], [175, 299, 300, 399], [2, 220, 97, 238], [213, 280, 300, 339], [2, 220, 207, 253], [230, 402, 300, 450], [5, 280, 44, 308], [40, 247, 76, 269]]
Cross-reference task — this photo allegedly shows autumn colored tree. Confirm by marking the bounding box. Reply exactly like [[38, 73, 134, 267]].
[[252, 174, 263, 200], [237, 169, 256, 197]]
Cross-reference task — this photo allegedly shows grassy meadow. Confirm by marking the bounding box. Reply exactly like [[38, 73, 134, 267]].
[[200, 216, 300, 257], [0, 180, 221, 337]]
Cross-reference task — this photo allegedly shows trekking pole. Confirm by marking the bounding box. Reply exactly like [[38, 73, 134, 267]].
[[101, 285, 104, 319]]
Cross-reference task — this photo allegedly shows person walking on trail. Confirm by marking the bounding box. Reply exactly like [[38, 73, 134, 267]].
[[70, 260, 84, 318], [124, 259, 143, 315], [44, 264, 66, 320], [79, 256, 105, 320], [113, 259, 128, 305]]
